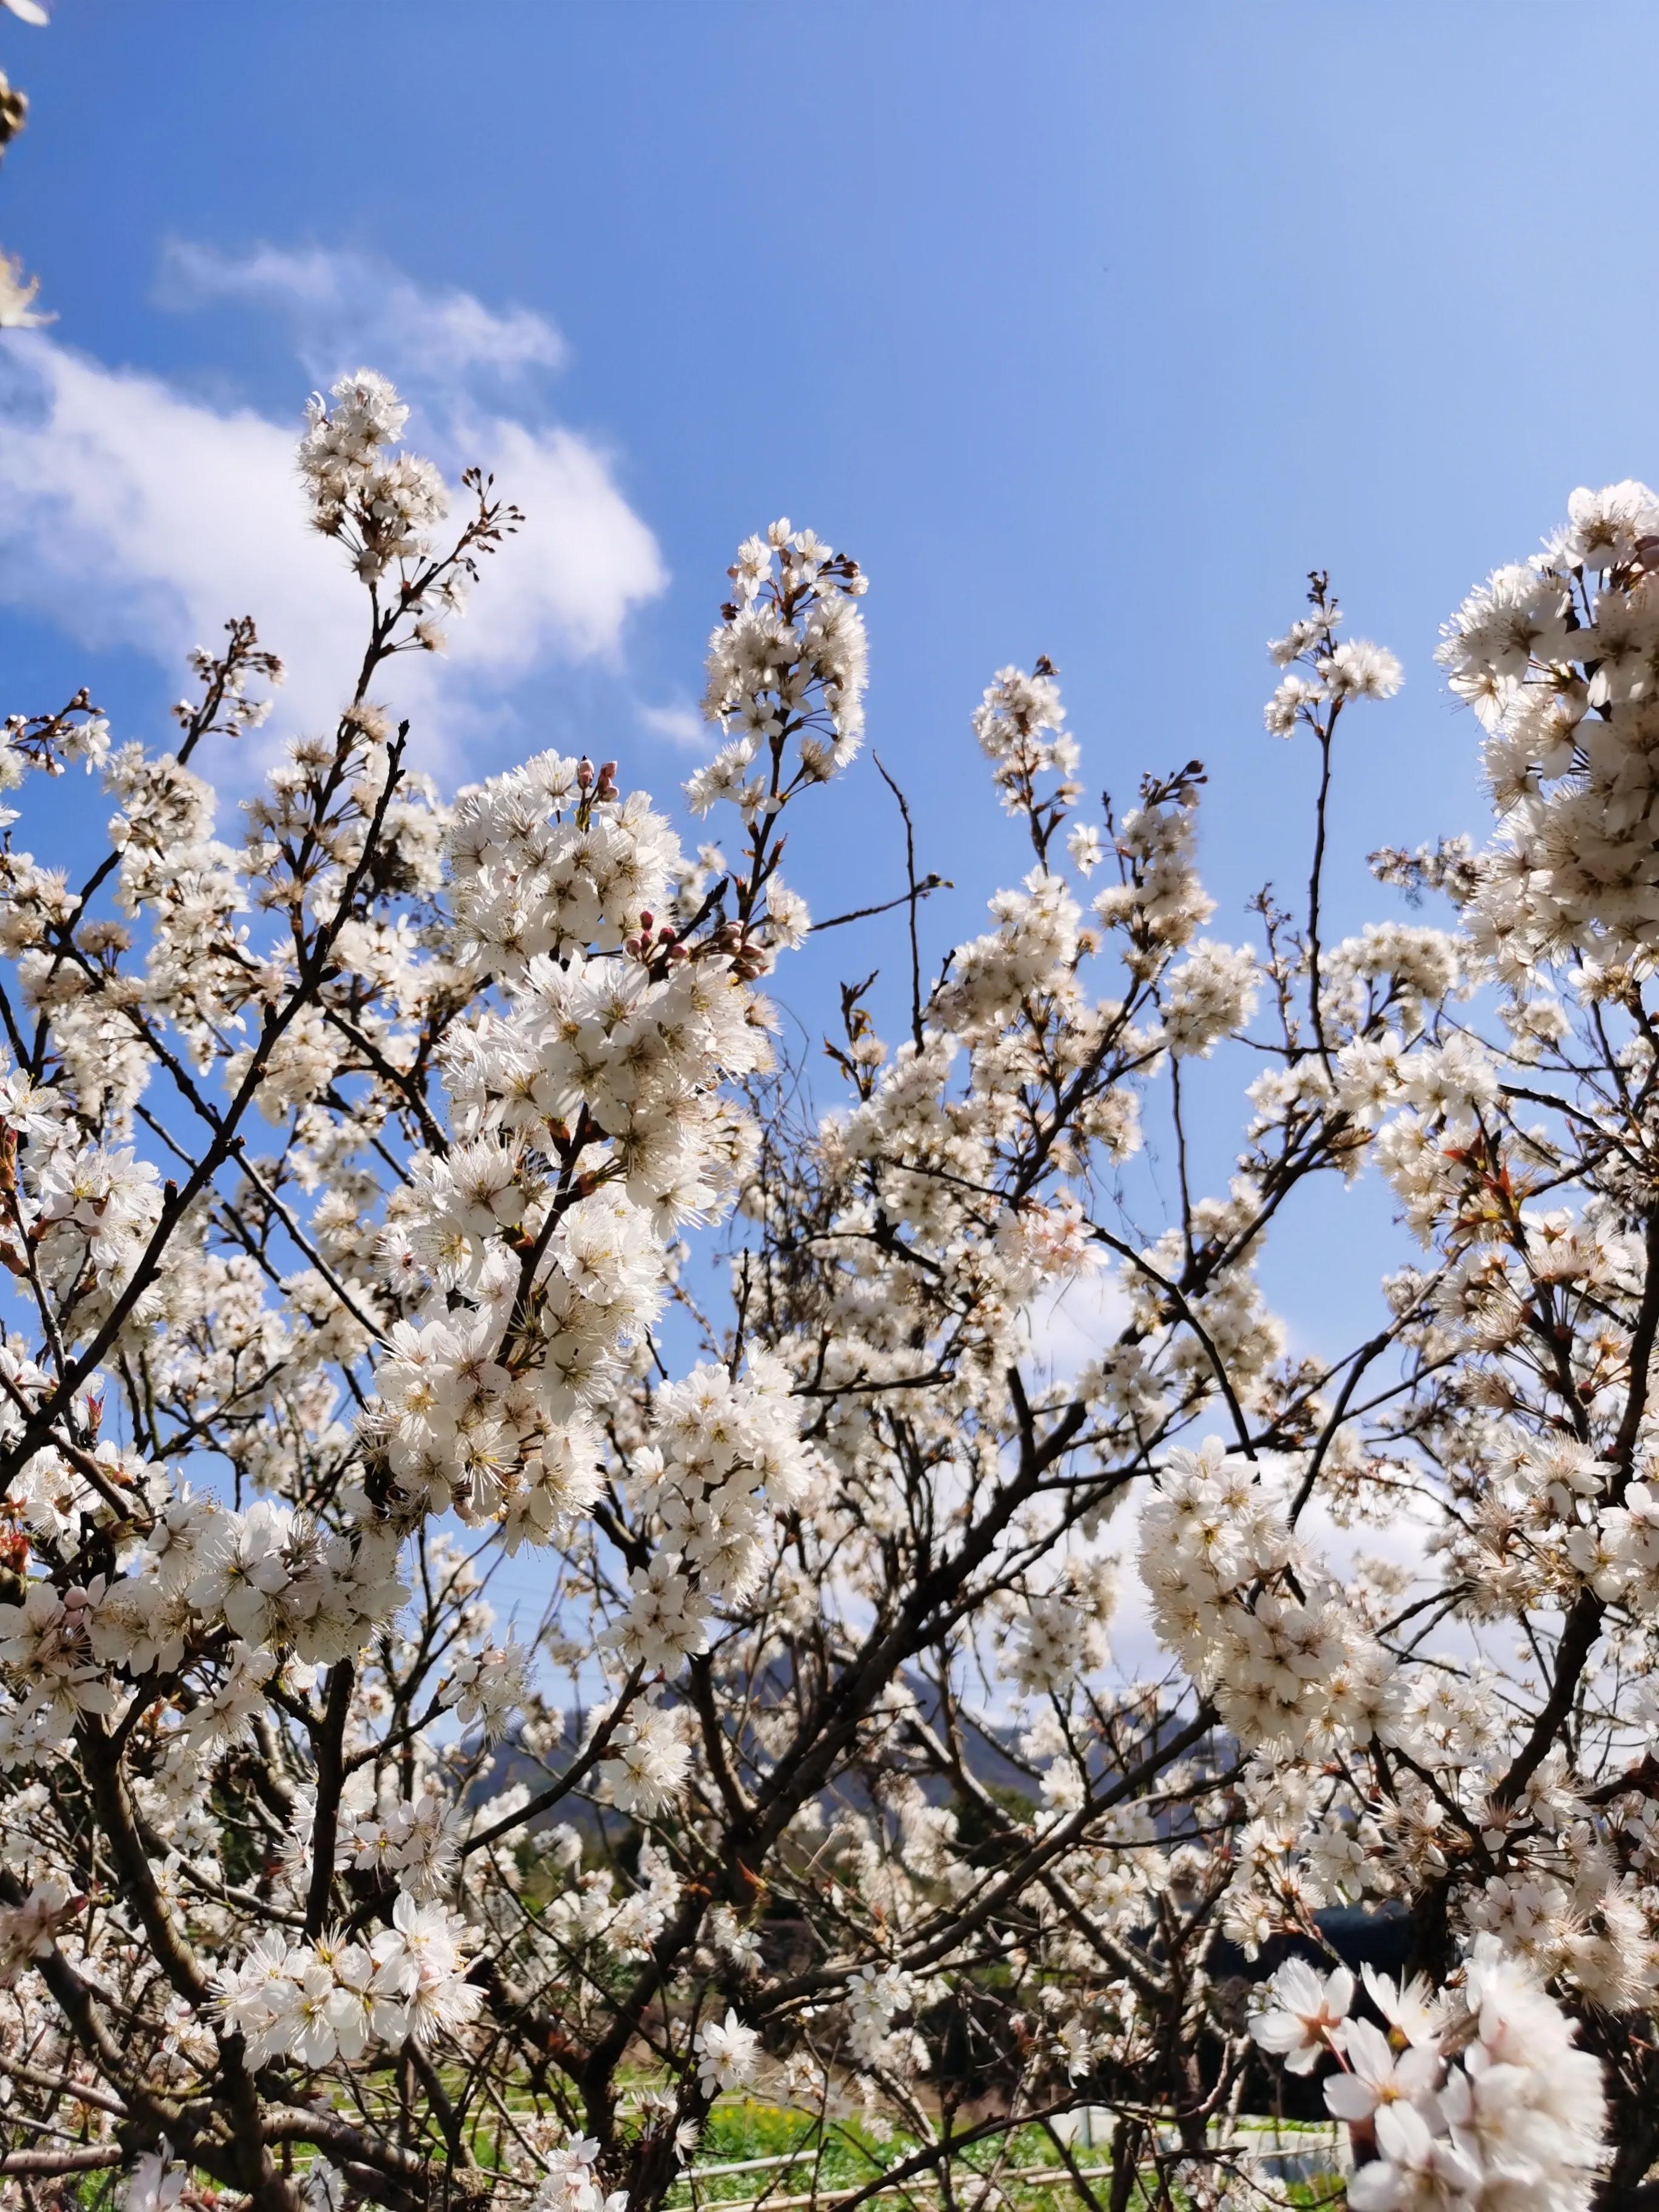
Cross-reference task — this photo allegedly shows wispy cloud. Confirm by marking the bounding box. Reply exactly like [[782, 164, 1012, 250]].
[[159, 241, 569, 387], [0, 246, 666, 774], [636, 700, 711, 751]]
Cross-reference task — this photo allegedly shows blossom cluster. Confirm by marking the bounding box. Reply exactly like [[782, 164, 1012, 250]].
[[1138, 1439, 1401, 1757], [215, 1892, 481, 2066], [300, 368, 450, 586], [691, 518, 868, 817], [1251, 1947, 1605, 2210], [1439, 481, 1659, 973]]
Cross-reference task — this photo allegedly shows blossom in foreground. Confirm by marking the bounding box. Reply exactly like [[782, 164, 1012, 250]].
[[695, 2008, 760, 2094], [1248, 1960, 1353, 2074]]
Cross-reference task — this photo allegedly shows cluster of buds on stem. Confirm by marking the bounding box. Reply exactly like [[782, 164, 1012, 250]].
[[705, 917, 769, 982], [574, 756, 619, 827], [625, 911, 689, 970]]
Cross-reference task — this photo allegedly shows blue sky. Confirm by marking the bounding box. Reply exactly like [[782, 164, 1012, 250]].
[[3, 1, 1659, 1376]]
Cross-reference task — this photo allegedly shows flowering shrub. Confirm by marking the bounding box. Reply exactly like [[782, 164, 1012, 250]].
[[0, 379, 1654, 2212]]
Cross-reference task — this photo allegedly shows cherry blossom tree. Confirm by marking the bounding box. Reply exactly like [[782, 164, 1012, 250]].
[[0, 374, 1652, 2212]]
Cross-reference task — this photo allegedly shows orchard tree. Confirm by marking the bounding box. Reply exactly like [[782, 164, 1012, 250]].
[[0, 374, 1654, 2212]]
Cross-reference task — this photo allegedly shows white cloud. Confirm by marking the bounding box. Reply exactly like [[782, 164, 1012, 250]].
[[159, 240, 568, 386], [1025, 1267, 1131, 1381], [0, 250, 666, 777], [637, 700, 711, 751], [455, 415, 663, 669], [0, 336, 357, 722]]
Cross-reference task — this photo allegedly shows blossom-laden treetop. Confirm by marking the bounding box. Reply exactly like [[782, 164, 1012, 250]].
[[0, 381, 1655, 2211]]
